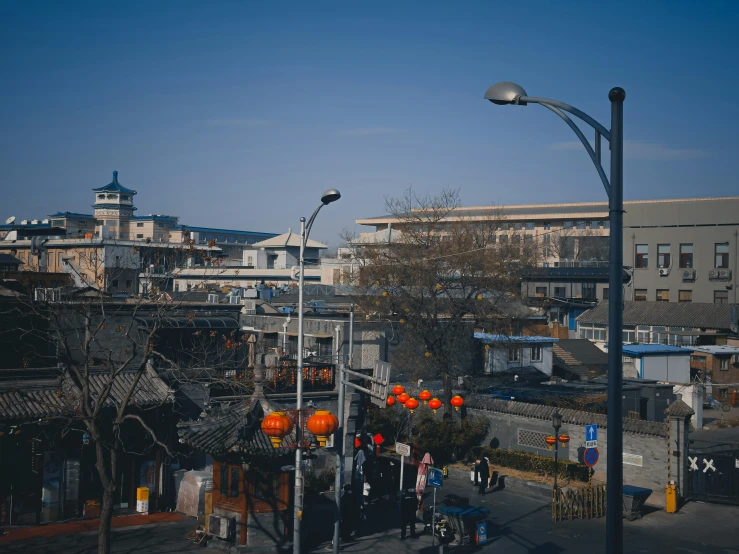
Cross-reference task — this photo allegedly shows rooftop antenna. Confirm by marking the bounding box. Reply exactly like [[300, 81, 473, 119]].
[[5, 216, 15, 225]]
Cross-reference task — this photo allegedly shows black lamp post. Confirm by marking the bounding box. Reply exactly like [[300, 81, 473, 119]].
[[552, 412, 562, 491]]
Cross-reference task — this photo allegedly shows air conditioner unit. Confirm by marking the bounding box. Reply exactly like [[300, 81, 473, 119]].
[[207, 515, 235, 540], [658, 268, 670, 276], [682, 269, 696, 281], [207, 293, 219, 303], [718, 269, 732, 279], [708, 269, 719, 279]]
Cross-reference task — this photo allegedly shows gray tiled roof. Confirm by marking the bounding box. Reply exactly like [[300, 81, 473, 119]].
[[577, 301, 737, 330], [177, 396, 297, 458], [665, 399, 694, 417], [466, 395, 668, 437], [552, 340, 608, 379], [0, 367, 172, 421]]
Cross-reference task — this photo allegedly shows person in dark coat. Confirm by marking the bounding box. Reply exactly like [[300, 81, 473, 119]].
[[399, 488, 418, 539], [341, 485, 357, 541], [478, 457, 490, 495]]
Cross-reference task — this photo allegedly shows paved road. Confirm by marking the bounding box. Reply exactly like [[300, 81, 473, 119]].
[[3, 475, 738, 553]]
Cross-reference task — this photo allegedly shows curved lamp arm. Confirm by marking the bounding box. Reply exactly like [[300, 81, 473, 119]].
[[305, 203, 325, 242], [518, 95, 612, 199]]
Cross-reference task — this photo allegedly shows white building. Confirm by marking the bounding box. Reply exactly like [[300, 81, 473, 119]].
[[475, 333, 557, 377]]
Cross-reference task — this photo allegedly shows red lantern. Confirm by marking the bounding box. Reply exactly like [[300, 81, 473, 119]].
[[261, 411, 294, 448], [397, 392, 409, 405], [355, 436, 361, 448], [545, 435, 557, 450], [450, 395, 464, 411], [405, 397, 419, 413], [419, 390, 432, 404], [393, 385, 405, 396], [558, 433, 570, 447], [386, 395, 397, 407], [307, 410, 339, 447], [428, 398, 442, 414]]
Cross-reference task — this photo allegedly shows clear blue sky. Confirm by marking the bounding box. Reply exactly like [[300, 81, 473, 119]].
[[2, 1, 738, 246]]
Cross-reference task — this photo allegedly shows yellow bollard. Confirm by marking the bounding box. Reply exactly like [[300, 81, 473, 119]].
[[665, 483, 678, 513]]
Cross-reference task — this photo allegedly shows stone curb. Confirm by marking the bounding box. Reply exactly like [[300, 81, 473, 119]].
[[446, 465, 552, 502]]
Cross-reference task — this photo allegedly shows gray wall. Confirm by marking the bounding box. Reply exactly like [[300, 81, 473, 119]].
[[471, 407, 683, 507]]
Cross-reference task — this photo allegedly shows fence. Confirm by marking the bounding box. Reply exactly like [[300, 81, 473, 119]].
[[552, 482, 607, 522]]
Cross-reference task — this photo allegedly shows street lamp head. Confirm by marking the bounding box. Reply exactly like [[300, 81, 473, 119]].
[[321, 189, 341, 205], [484, 81, 528, 106], [552, 412, 562, 430]]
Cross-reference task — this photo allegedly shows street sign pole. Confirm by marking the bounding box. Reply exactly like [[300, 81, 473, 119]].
[[432, 486, 436, 547]]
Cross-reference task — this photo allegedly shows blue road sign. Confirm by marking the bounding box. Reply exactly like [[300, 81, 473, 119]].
[[586, 424, 598, 442], [428, 467, 443, 488], [584, 447, 599, 467], [477, 522, 488, 544]]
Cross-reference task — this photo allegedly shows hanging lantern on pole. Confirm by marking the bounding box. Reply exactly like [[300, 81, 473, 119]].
[[392, 385, 405, 396], [386, 395, 396, 407], [558, 433, 571, 447], [405, 397, 419, 413], [429, 398, 442, 414], [450, 395, 465, 411], [397, 392, 409, 405], [545, 435, 557, 450], [306, 410, 339, 447], [261, 411, 294, 448], [419, 390, 432, 404]]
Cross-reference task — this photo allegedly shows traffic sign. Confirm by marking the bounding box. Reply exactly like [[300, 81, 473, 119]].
[[428, 467, 443, 489], [396, 442, 411, 457], [477, 522, 488, 545], [585, 424, 598, 448], [584, 447, 599, 467]]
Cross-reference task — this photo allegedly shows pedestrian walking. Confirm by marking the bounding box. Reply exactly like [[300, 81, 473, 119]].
[[478, 457, 490, 495], [341, 485, 357, 541], [400, 488, 418, 539]]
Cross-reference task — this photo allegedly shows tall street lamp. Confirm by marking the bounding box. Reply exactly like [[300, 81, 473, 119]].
[[294, 188, 341, 554], [551, 412, 562, 491], [485, 82, 625, 554]]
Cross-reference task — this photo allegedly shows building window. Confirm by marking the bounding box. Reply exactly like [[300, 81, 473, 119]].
[[720, 357, 729, 371], [137, 222, 144, 228], [622, 327, 635, 343], [583, 282, 596, 300], [543, 222, 551, 230], [554, 286, 566, 298], [137, 234, 144, 238], [499, 234, 508, 243], [525, 222, 535, 230], [97, 194, 105, 200], [531, 346, 542, 362], [524, 234, 533, 243], [635, 244, 648, 268], [543, 247, 551, 257], [543, 234, 550, 244], [563, 221, 573, 229], [634, 289, 648, 301], [512, 235, 520, 244], [720, 388, 729, 399], [715, 243, 729, 268], [657, 244, 671, 268], [679, 244, 693, 268], [602, 287, 609, 300], [125, 280, 132, 288], [513, 222, 522, 231], [489, 235, 496, 244], [111, 279, 119, 288], [656, 289, 669, 302], [508, 347, 520, 362], [58, 252, 64, 266], [576, 221, 586, 230], [678, 290, 692, 303], [714, 290, 729, 304], [231, 467, 240, 498], [535, 286, 547, 297], [602, 220, 610, 229], [589, 221, 601, 229], [220, 465, 228, 497]]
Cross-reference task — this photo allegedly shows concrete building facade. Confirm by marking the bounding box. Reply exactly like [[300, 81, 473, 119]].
[[357, 196, 739, 304]]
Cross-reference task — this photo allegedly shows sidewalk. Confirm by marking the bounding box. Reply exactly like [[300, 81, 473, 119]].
[[0, 511, 187, 543]]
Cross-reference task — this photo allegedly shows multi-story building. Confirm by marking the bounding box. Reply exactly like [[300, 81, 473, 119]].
[[0, 171, 277, 295], [356, 196, 739, 304]]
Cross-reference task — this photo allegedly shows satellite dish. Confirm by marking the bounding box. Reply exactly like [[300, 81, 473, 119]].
[[5, 216, 15, 224]]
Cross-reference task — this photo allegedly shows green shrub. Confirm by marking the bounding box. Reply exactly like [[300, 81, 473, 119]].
[[412, 415, 489, 466], [304, 467, 336, 497], [470, 447, 589, 483]]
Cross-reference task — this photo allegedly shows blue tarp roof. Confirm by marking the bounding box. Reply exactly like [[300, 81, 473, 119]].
[[618, 344, 690, 356], [474, 332, 558, 344]]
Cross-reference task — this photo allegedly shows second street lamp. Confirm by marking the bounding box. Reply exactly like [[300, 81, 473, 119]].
[[293, 188, 341, 554], [485, 82, 625, 554], [551, 412, 562, 492]]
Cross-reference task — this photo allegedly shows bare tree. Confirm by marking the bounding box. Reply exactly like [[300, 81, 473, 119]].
[[0, 245, 247, 554], [547, 227, 608, 263], [347, 188, 537, 412]]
